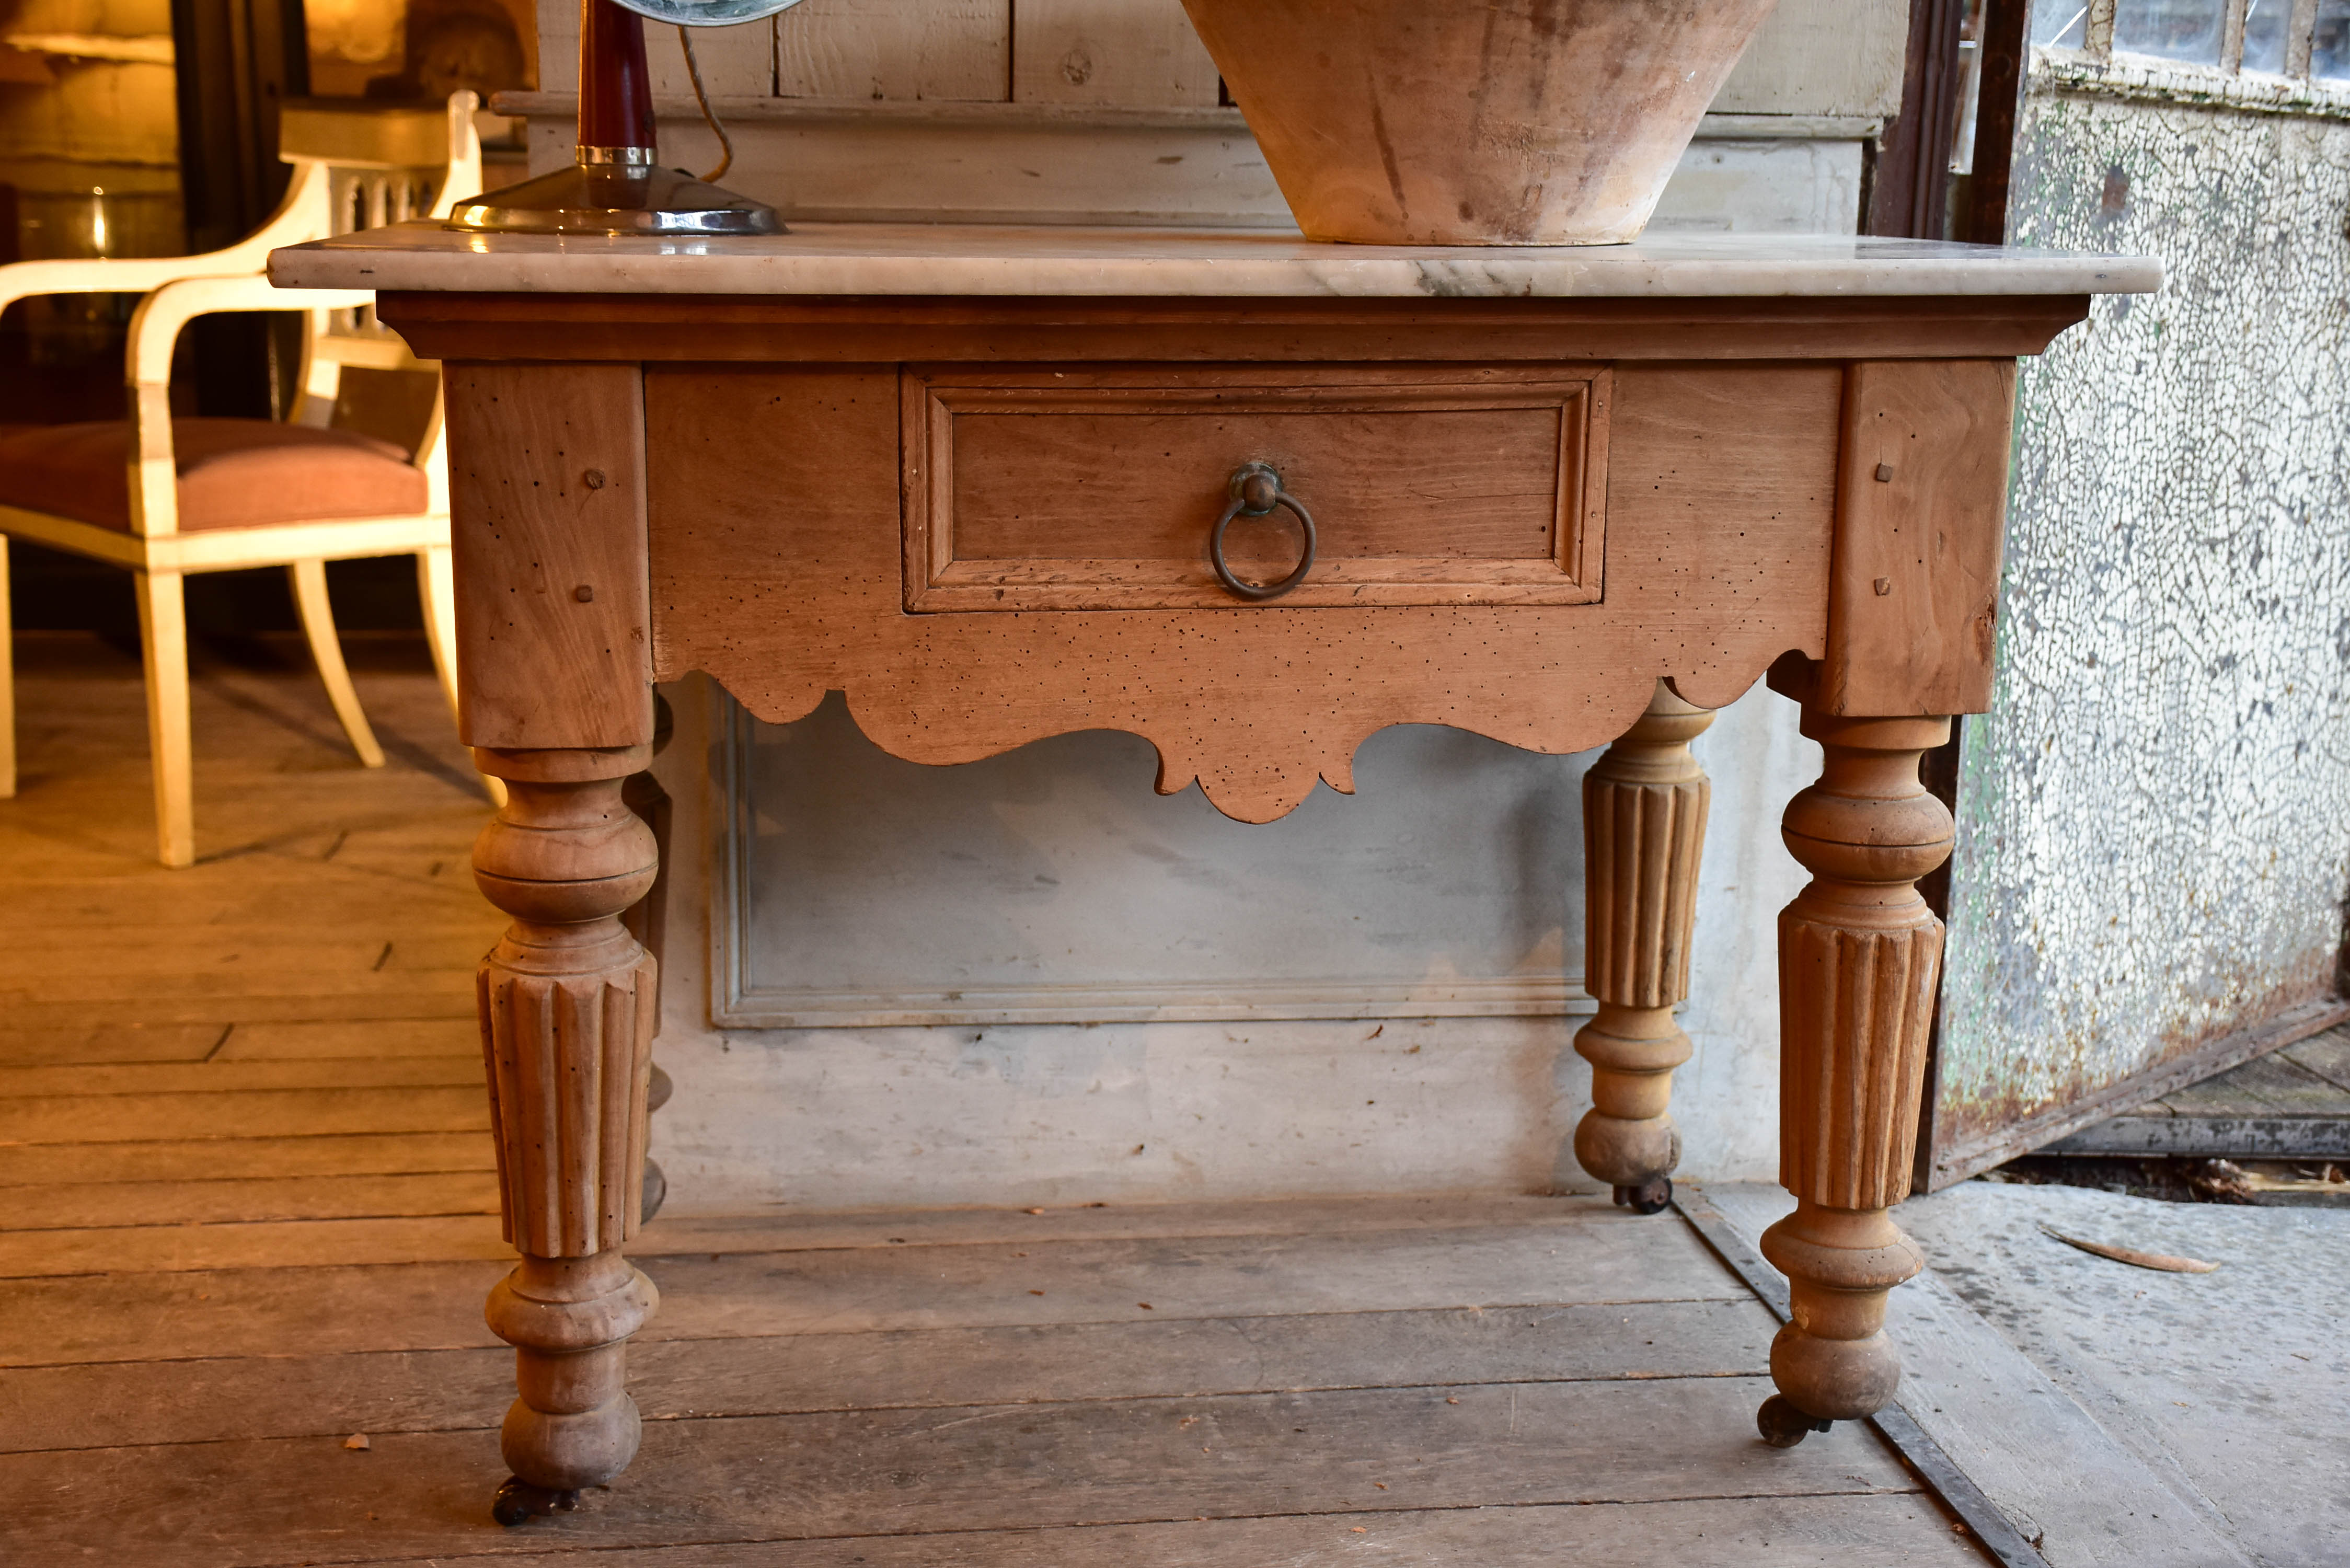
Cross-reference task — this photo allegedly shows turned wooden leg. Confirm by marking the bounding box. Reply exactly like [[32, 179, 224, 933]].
[[1756, 710, 1950, 1446], [1575, 680, 1713, 1215], [474, 743, 661, 1523]]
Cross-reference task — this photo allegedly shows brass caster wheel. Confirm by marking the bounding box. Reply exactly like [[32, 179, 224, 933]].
[[1612, 1176, 1673, 1215], [492, 1476, 581, 1527], [1756, 1393, 1834, 1449]]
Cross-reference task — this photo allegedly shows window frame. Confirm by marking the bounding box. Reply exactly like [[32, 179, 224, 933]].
[[2047, 0, 2334, 79]]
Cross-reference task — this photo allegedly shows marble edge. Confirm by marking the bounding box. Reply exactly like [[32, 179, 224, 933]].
[[266, 236, 2162, 301]]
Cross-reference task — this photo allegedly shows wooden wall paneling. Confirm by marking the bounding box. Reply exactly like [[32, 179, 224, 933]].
[[1712, 0, 1910, 118], [646, 360, 1840, 825], [1012, 0, 1220, 107], [650, 19, 777, 98], [443, 362, 655, 752], [540, 8, 774, 98], [775, 0, 1011, 101], [1815, 359, 2018, 719], [524, 99, 1280, 224]]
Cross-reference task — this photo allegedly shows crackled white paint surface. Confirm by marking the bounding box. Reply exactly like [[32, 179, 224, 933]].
[[1935, 78, 2350, 1177]]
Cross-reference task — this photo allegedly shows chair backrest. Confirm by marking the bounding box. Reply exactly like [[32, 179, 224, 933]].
[[109, 93, 482, 537], [281, 94, 482, 491], [280, 93, 482, 340]]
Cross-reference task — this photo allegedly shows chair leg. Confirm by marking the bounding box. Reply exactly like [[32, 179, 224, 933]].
[[417, 547, 505, 808], [289, 560, 385, 769], [0, 535, 16, 800], [135, 568, 195, 868], [416, 545, 461, 724]]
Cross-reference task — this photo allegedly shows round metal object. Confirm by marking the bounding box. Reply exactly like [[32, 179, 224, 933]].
[[610, 0, 804, 26], [1755, 1394, 1834, 1449], [490, 1476, 581, 1527], [1614, 1176, 1673, 1215], [446, 163, 782, 237], [1209, 462, 1317, 602]]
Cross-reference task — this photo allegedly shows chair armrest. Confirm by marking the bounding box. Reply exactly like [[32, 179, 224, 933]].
[[0, 161, 342, 318], [127, 275, 374, 390], [117, 275, 374, 538], [0, 256, 255, 319]]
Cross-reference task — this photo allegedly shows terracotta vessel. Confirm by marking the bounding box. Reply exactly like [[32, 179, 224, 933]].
[[1179, 0, 1781, 246]]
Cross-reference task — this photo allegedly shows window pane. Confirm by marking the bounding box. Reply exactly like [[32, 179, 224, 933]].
[[2240, 0, 2291, 72], [2033, 0, 2090, 47], [2317, 0, 2350, 79], [2112, 0, 2227, 63]]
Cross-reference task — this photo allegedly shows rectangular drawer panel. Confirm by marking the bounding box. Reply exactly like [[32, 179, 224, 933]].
[[903, 364, 1609, 611]]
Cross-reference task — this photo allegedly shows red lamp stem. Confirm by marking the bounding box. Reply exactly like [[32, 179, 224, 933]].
[[579, 0, 656, 154]]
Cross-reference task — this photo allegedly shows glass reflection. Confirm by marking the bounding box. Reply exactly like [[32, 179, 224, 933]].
[[2240, 0, 2292, 72], [2112, 0, 2227, 63], [2316, 0, 2350, 78], [2033, 0, 2090, 47]]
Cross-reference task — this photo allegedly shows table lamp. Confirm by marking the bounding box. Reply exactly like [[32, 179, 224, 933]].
[[448, 0, 801, 235]]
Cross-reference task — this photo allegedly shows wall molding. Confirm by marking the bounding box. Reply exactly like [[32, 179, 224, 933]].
[[2033, 45, 2350, 120], [710, 694, 1594, 1030], [496, 92, 1882, 141]]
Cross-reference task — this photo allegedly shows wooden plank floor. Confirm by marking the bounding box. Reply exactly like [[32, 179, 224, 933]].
[[0, 634, 1995, 1566], [2047, 1025, 2350, 1159]]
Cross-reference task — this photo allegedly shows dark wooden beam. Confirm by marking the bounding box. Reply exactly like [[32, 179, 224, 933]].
[[1868, 0, 1968, 239], [1957, 0, 2034, 245]]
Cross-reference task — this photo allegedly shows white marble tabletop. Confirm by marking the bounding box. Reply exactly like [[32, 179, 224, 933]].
[[270, 221, 2160, 299]]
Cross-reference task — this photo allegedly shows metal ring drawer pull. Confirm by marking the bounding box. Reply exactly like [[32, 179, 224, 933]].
[[1209, 462, 1318, 602]]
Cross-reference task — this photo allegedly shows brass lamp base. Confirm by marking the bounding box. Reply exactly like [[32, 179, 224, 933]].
[[447, 161, 781, 237]]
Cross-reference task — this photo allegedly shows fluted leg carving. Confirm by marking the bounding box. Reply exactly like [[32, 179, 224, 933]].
[[473, 744, 661, 1522], [1757, 711, 1950, 1444], [1575, 681, 1713, 1214]]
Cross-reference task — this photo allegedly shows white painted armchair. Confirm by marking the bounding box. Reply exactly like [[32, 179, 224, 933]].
[[0, 92, 485, 866]]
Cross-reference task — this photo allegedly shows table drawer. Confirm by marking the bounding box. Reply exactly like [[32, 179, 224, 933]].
[[902, 364, 1610, 612]]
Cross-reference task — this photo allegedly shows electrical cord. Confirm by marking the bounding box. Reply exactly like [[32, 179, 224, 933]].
[[676, 27, 734, 182]]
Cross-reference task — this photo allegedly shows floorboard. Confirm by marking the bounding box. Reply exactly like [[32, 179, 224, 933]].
[[2048, 1024, 2350, 1158], [324, 1494, 1989, 1568], [0, 637, 1996, 1566], [0, 1378, 1926, 1567], [5, 1296, 1778, 1454], [0, 1129, 497, 1187], [0, 1169, 501, 1230], [1704, 1182, 2251, 1568], [0, 1056, 481, 1097]]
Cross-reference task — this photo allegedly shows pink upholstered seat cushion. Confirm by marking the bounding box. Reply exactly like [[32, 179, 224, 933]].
[[0, 418, 427, 533]]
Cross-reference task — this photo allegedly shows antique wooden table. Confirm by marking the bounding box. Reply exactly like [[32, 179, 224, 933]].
[[274, 224, 2155, 1519]]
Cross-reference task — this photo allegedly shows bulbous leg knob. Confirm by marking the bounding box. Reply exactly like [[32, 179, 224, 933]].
[[1573, 1010, 1687, 1196]]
